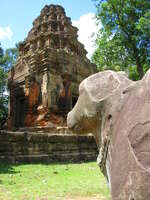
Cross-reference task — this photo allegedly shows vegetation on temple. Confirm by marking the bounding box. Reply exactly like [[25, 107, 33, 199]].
[[92, 0, 150, 80]]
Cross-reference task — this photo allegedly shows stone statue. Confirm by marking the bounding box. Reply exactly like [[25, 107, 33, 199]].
[[67, 70, 150, 200]]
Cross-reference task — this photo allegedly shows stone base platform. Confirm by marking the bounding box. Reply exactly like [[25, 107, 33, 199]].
[[0, 130, 98, 164]]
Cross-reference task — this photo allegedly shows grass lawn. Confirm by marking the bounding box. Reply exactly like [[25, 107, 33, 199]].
[[0, 162, 111, 200]]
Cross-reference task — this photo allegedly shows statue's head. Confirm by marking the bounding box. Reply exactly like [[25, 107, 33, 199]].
[[67, 70, 132, 136]]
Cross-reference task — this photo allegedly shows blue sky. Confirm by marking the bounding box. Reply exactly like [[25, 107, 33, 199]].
[[0, 0, 99, 58]]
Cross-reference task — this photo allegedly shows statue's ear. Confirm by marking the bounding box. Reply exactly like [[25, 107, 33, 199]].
[[82, 70, 131, 103]]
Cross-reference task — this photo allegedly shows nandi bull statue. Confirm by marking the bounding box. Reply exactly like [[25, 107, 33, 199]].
[[67, 70, 150, 200]]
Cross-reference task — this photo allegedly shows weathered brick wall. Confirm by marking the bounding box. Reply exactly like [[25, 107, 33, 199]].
[[0, 131, 98, 164]]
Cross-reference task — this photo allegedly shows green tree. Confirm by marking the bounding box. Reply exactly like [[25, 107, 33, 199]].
[[0, 43, 19, 128], [92, 0, 150, 79], [0, 44, 8, 128], [0, 68, 8, 127], [2, 45, 19, 71]]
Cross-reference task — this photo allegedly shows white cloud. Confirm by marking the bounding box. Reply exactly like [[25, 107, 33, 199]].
[[0, 26, 13, 40], [72, 13, 100, 59]]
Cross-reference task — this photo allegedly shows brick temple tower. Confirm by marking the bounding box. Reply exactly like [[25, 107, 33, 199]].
[[8, 5, 97, 130]]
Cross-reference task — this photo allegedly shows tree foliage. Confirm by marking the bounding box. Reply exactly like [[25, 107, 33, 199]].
[[0, 44, 8, 128], [2, 46, 19, 71], [0, 43, 18, 128], [92, 0, 150, 79]]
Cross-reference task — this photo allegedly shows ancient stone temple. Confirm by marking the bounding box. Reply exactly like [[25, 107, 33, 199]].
[[8, 4, 97, 130]]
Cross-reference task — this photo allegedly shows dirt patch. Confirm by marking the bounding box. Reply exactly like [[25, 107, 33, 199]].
[[65, 197, 107, 200], [37, 196, 108, 200]]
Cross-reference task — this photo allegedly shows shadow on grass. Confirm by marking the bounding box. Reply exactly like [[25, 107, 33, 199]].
[[0, 160, 94, 176], [0, 164, 19, 174], [0, 161, 91, 174]]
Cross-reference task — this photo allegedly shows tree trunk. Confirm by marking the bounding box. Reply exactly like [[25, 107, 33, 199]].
[[136, 57, 144, 79], [132, 44, 144, 79]]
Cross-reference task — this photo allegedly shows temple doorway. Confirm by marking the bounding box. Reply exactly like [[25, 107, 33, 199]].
[[15, 97, 25, 127]]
